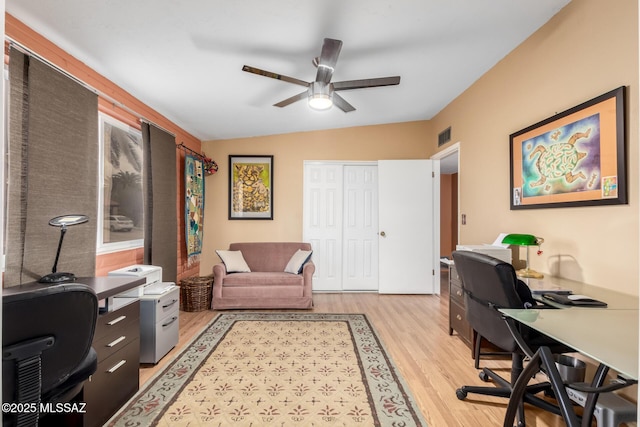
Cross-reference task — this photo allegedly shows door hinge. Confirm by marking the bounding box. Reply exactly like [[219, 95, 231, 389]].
[[432, 269, 435, 275], [432, 171, 435, 178]]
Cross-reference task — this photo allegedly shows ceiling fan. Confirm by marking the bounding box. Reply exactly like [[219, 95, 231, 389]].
[[242, 38, 401, 112]]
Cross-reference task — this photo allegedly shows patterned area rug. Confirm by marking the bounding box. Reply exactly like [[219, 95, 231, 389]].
[[108, 313, 427, 426]]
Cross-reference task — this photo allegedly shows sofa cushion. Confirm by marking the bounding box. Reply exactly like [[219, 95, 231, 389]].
[[222, 272, 303, 287], [284, 249, 313, 274], [220, 285, 305, 299], [229, 242, 312, 272], [216, 250, 251, 273]]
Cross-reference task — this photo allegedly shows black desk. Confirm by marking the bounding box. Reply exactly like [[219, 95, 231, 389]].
[[3, 276, 145, 300], [4, 276, 145, 427]]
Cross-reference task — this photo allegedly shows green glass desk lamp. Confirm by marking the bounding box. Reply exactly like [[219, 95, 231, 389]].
[[502, 233, 544, 279]]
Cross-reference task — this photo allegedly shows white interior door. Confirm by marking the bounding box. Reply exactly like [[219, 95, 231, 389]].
[[378, 159, 440, 294], [342, 165, 379, 291], [303, 163, 343, 291]]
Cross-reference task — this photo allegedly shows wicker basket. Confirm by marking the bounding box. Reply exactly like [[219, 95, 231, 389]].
[[179, 276, 214, 312]]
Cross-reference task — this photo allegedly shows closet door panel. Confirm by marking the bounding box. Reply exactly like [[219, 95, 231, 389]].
[[342, 165, 379, 291], [303, 163, 343, 291]]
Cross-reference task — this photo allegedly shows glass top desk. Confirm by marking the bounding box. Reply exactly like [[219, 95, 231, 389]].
[[519, 276, 639, 310], [499, 308, 638, 380], [500, 307, 638, 426]]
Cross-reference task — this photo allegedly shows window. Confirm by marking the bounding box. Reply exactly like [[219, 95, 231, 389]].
[[98, 113, 144, 253]]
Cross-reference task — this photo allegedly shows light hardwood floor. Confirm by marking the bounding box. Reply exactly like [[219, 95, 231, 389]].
[[139, 278, 615, 426]]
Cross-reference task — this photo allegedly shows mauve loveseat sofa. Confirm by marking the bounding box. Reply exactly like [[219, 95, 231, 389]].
[[212, 242, 314, 310]]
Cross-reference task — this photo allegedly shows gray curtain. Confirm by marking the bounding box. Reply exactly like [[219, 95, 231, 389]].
[[142, 123, 177, 283], [6, 49, 98, 285]]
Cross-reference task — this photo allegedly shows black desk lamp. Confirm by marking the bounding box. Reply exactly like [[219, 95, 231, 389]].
[[38, 214, 89, 284]]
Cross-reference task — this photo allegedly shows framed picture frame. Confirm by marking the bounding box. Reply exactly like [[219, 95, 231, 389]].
[[228, 155, 274, 220], [509, 86, 626, 210]]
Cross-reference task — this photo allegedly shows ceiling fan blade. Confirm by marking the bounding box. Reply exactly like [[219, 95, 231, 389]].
[[315, 38, 342, 84], [274, 90, 309, 107], [242, 65, 309, 87], [332, 92, 355, 112], [332, 76, 401, 91]]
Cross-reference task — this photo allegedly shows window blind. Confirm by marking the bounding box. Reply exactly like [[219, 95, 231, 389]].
[[142, 122, 177, 283], [5, 48, 98, 285]]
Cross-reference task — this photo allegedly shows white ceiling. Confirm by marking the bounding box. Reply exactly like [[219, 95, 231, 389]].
[[6, 0, 570, 141]]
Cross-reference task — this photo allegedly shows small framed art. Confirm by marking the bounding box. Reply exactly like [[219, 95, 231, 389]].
[[228, 155, 274, 219]]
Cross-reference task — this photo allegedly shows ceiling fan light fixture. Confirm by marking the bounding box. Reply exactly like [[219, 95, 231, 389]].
[[309, 94, 333, 110], [308, 81, 333, 110]]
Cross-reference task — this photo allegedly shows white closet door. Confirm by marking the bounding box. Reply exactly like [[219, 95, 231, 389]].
[[304, 160, 439, 294], [342, 165, 379, 291], [378, 159, 439, 294], [303, 163, 343, 291]]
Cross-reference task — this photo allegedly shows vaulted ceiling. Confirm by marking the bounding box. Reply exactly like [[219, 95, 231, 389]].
[[6, 0, 570, 140]]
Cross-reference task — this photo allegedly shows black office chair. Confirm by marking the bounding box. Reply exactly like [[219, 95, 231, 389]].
[[3, 283, 98, 427], [451, 250, 575, 426]]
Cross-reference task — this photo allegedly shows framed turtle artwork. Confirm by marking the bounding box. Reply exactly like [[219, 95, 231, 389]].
[[228, 155, 274, 219], [509, 86, 626, 210]]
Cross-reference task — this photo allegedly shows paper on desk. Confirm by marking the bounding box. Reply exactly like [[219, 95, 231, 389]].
[[490, 233, 510, 248]]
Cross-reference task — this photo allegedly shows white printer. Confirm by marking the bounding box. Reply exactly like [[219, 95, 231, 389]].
[[455, 245, 512, 264], [455, 233, 513, 264], [108, 264, 163, 297]]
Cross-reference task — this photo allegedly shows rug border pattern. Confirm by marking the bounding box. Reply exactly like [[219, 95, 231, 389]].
[[108, 312, 427, 427]]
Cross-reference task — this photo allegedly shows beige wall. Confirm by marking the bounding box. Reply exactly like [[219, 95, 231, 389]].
[[202, 0, 638, 295], [200, 121, 431, 275], [430, 0, 638, 294]]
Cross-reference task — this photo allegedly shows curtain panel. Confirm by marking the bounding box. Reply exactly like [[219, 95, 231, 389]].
[[142, 122, 177, 283], [6, 48, 98, 285]]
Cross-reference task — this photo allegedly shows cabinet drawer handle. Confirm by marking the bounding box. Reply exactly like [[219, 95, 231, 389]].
[[107, 360, 126, 373], [107, 315, 127, 326], [107, 336, 126, 348], [456, 314, 462, 321], [162, 299, 178, 309], [162, 316, 178, 327], [456, 290, 462, 297]]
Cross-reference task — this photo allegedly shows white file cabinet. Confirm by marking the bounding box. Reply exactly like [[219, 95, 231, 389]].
[[139, 286, 179, 364]]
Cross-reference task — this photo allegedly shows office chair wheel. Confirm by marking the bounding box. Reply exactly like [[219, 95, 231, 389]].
[[455, 388, 467, 400], [479, 370, 490, 382]]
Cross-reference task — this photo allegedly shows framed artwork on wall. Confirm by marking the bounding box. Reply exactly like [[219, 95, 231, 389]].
[[509, 86, 626, 210], [228, 155, 274, 220]]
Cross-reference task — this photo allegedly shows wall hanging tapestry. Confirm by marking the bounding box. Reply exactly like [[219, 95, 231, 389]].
[[185, 154, 205, 264], [108, 312, 427, 426]]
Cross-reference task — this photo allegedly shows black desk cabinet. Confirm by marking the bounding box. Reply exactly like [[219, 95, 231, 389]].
[[82, 299, 140, 427], [448, 264, 473, 350]]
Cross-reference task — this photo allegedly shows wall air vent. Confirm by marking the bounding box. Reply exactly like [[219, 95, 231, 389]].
[[438, 127, 451, 146]]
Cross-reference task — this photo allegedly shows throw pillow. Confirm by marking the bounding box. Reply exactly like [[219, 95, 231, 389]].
[[284, 249, 313, 274], [216, 250, 251, 273]]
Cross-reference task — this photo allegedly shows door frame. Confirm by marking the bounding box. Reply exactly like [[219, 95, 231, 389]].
[[431, 142, 461, 256]]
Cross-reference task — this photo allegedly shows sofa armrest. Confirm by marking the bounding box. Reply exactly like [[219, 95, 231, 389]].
[[301, 261, 315, 297], [212, 263, 227, 302]]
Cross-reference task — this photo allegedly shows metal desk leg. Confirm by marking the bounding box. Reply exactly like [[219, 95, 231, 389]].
[[580, 364, 608, 427], [503, 346, 581, 427]]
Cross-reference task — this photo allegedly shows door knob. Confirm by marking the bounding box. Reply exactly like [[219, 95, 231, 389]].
[[379, 231, 386, 237]]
